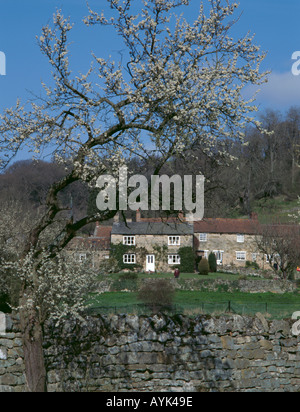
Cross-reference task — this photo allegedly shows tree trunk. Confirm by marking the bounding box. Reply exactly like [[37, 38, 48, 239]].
[[292, 152, 295, 188], [20, 302, 47, 392]]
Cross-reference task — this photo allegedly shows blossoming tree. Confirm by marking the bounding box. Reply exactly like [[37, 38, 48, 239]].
[[0, 0, 268, 392]]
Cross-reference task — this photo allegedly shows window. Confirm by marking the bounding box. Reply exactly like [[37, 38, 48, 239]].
[[168, 236, 180, 246], [168, 255, 181, 265], [123, 254, 136, 264], [199, 250, 209, 259], [213, 250, 224, 265], [237, 234, 245, 243], [252, 253, 257, 262], [199, 233, 207, 242], [236, 251, 246, 261], [123, 236, 135, 246], [265, 254, 279, 264], [78, 253, 87, 263]]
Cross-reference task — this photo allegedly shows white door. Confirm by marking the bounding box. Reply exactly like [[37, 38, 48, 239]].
[[214, 250, 224, 265], [146, 255, 155, 272]]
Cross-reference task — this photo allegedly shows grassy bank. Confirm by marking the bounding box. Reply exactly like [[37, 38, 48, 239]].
[[87, 289, 300, 319]]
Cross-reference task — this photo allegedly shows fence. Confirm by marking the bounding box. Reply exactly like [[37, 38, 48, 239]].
[[87, 301, 299, 319]]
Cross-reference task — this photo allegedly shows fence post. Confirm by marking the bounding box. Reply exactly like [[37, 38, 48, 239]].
[[225, 300, 231, 313]]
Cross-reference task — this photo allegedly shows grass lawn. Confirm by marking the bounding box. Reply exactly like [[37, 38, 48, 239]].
[[89, 269, 300, 318], [87, 289, 300, 319]]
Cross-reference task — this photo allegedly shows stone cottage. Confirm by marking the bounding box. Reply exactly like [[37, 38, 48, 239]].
[[69, 210, 300, 273], [193, 214, 264, 268], [66, 223, 111, 268], [111, 218, 194, 272]]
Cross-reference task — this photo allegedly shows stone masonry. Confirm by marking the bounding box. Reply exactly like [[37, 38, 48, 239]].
[[0, 313, 299, 392]]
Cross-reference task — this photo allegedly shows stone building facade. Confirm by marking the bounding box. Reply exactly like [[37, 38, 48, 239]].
[[69, 211, 299, 272], [111, 220, 194, 272], [65, 224, 112, 269], [193, 215, 265, 269]]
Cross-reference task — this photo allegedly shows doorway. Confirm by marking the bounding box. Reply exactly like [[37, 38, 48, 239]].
[[146, 255, 155, 272]]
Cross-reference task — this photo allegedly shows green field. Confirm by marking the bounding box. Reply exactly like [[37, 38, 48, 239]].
[[87, 288, 300, 319]]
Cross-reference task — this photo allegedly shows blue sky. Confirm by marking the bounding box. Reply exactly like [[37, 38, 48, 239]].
[[0, 0, 300, 161]]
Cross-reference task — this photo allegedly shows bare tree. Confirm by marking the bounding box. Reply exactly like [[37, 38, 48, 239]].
[[283, 107, 300, 189], [0, 0, 268, 392], [256, 222, 300, 279]]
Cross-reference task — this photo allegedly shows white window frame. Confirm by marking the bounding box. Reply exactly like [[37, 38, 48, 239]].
[[123, 236, 136, 246], [213, 250, 224, 265], [199, 233, 207, 242], [123, 254, 136, 264], [168, 255, 181, 265], [237, 234, 245, 243], [265, 253, 280, 265], [236, 251, 247, 261], [168, 236, 181, 246], [78, 253, 87, 263]]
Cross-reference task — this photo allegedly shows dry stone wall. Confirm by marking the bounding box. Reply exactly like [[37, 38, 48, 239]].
[[0, 313, 299, 392], [0, 315, 26, 392], [97, 277, 297, 294]]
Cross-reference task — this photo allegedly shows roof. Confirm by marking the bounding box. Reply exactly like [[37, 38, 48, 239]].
[[68, 237, 110, 251], [93, 225, 112, 238], [111, 221, 194, 236], [194, 218, 260, 235], [68, 225, 112, 251]]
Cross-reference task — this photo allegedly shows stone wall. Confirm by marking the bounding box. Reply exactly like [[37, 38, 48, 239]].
[[0, 314, 26, 392], [1, 313, 300, 392], [97, 277, 297, 294]]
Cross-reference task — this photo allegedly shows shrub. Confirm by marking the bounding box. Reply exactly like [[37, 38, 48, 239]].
[[118, 272, 138, 281], [112, 273, 139, 292], [0, 292, 11, 313], [245, 260, 260, 270], [98, 257, 120, 275], [178, 247, 195, 272], [198, 258, 209, 276], [137, 279, 175, 312], [208, 252, 217, 273]]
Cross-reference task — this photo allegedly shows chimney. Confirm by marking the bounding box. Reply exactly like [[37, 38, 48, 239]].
[[178, 211, 185, 221], [250, 212, 258, 220], [136, 209, 141, 222], [113, 212, 119, 223], [94, 221, 100, 237]]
